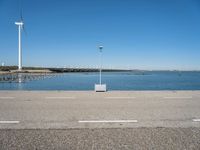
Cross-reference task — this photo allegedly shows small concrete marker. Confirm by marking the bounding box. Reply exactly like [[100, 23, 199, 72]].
[[78, 120, 138, 123]]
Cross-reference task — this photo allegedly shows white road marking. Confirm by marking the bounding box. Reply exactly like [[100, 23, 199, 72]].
[[163, 96, 193, 99], [105, 97, 136, 99], [45, 97, 76, 99], [193, 119, 200, 122], [0, 97, 15, 99], [0, 121, 20, 124], [78, 120, 138, 123]]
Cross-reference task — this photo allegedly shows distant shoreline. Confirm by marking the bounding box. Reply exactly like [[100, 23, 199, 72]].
[[0, 66, 130, 74], [0, 66, 200, 75]]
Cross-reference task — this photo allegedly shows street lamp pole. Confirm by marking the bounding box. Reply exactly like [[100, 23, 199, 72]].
[[94, 45, 106, 92], [99, 46, 103, 85]]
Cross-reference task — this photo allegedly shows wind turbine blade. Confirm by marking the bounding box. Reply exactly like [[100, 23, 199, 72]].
[[22, 24, 27, 35], [19, 0, 27, 35], [19, 0, 23, 21], [20, 10, 22, 21]]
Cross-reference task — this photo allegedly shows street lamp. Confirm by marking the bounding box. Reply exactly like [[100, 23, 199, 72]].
[[95, 45, 107, 92], [99, 46, 103, 85]]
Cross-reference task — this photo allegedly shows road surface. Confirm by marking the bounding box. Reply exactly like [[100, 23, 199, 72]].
[[0, 91, 200, 149]]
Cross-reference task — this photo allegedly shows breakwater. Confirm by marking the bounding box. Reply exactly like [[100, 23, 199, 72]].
[[0, 73, 58, 83]]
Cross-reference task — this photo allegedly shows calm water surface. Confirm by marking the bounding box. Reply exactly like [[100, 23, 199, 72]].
[[0, 71, 200, 90]]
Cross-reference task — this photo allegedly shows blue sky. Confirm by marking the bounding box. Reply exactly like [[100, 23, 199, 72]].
[[0, 0, 200, 70]]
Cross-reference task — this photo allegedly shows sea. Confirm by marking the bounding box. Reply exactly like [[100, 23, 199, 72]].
[[0, 71, 200, 90]]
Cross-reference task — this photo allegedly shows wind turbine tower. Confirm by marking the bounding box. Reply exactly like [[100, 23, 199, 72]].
[[15, 21, 23, 70]]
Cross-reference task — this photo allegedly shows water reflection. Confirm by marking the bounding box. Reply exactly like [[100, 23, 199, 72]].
[[18, 73, 22, 83]]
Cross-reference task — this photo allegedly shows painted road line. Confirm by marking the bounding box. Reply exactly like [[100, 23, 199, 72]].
[[0, 121, 20, 124], [45, 97, 76, 99], [193, 119, 200, 122], [163, 96, 193, 99], [79, 120, 138, 123], [0, 97, 15, 99], [105, 97, 136, 99]]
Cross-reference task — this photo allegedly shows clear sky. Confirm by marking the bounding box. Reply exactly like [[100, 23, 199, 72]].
[[0, 0, 200, 70]]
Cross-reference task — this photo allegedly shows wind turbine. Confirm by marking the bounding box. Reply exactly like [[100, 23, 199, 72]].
[[15, 11, 26, 71]]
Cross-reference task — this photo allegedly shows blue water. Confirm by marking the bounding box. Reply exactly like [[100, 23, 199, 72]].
[[0, 71, 200, 90]]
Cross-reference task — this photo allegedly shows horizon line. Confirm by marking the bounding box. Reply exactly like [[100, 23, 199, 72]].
[[1, 65, 200, 72]]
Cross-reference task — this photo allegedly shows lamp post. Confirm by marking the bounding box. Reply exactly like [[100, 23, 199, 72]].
[[99, 46, 103, 85], [94, 45, 107, 92]]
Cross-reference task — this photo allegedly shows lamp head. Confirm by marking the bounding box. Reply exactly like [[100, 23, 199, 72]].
[[99, 46, 103, 50]]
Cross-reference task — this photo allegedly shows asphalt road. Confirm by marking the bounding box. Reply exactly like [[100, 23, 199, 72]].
[[0, 91, 200, 149], [1, 128, 200, 150]]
